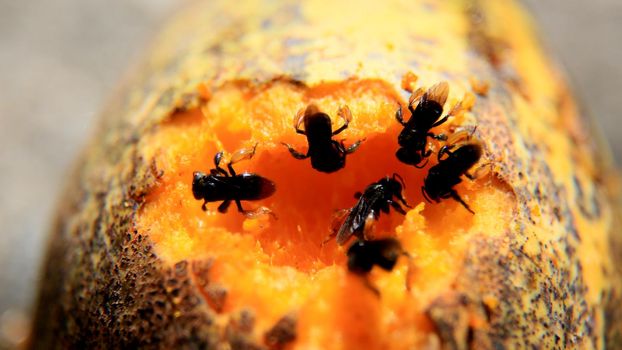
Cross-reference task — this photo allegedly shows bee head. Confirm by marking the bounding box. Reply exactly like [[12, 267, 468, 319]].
[[192, 171, 209, 200]]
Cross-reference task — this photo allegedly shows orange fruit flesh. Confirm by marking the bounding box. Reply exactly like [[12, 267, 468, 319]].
[[137, 79, 515, 349]]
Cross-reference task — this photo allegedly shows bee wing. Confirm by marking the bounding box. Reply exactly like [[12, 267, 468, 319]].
[[330, 208, 349, 243], [336, 182, 391, 245], [447, 92, 475, 118], [445, 129, 472, 146], [229, 143, 257, 164], [294, 106, 306, 130], [336, 194, 373, 245], [408, 87, 426, 107], [349, 204, 368, 234], [335, 209, 356, 245], [352, 189, 381, 227], [337, 105, 353, 123], [424, 81, 449, 107]]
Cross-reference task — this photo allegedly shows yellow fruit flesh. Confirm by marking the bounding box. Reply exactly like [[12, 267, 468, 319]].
[[137, 80, 515, 348]]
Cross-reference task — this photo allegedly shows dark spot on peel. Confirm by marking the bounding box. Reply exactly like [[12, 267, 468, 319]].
[[191, 259, 214, 288], [226, 309, 263, 350], [174, 260, 188, 276], [236, 309, 256, 333], [467, 326, 475, 348], [573, 175, 602, 219], [264, 313, 297, 350], [205, 284, 228, 313], [534, 184, 542, 202]]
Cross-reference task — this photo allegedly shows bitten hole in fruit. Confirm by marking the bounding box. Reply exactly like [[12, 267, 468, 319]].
[[136, 79, 515, 348]]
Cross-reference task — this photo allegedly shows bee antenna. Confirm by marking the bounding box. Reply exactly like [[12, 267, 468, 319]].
[[393, 173, 406, 189], [469, 126, 478, 137]]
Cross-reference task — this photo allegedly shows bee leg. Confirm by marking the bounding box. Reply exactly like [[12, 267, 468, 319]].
[[393, 173, 407, 189], [402, 252, 415, 292], [436, 133, 448, 141], [415, 145, 434, 167], [450, 190, 475, 214], [235, 199, 276, 219], [437, 144, 456, 161], [421, 186, 433, 203], [465, 162, 491, 180], [414, 157, 429, 169], [333, 105, 352, 136], [217, 199, 231, 213], [234, 199, 245, 213], [362, 277, 381, 297], [395, 105, 407, 126], [393, 183, 412, 208], [428, 132, 447, 141], [390, 200, 408, 215], [213, 151, 229, 176], [202, 200, 209, 212], [214, 151, 224, 167], [344, 138, 365, 154], [281, 142, 309, 160], [210, 168, 227, 176], [431, 115, 449, 128]]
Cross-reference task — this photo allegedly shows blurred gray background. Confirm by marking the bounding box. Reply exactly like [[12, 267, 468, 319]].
[[0, 0, 620, 347]]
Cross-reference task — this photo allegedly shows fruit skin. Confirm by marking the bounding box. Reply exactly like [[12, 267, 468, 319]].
[[30, 0, 622, 349]]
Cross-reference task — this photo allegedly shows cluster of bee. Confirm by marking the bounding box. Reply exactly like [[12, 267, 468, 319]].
[[192, 81, 482, 290]]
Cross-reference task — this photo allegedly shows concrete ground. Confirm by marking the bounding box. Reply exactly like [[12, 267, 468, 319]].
[[0, 0, 620, 347]]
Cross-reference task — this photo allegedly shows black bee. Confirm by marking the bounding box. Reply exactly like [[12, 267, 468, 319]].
[[395, 82, 450, 168], [422, 132, 482, 214], [282, 104, 364, 173], [347, 238, 413, 294], [347, 238, 406, 274], [331, 174, 410, 245], [192, 145, 276, 217]]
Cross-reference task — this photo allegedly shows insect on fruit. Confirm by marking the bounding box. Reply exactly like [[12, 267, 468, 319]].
[[347, 238, 406, 274], [192, 145, 276, 218], [347, 238, 413, 294], [330, 174, 411, 245], [281, 104, 364, 173], [422, 130, 483, 214], [395, 81, 450, 168]]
